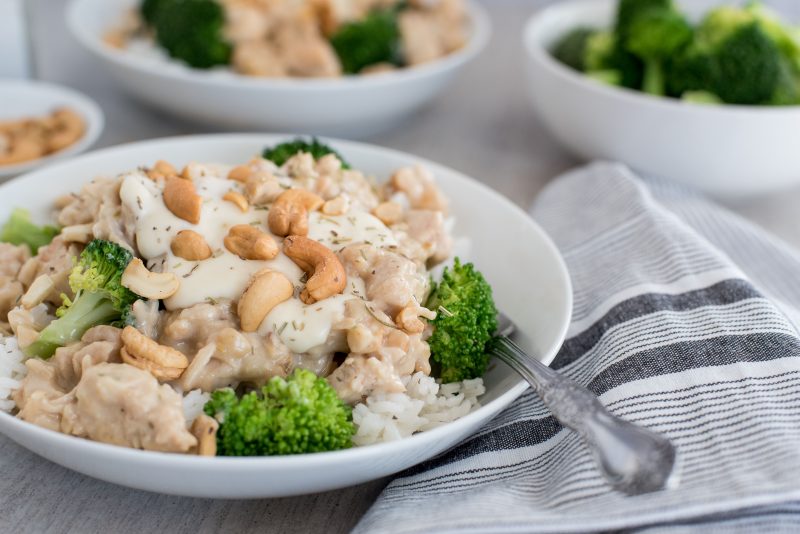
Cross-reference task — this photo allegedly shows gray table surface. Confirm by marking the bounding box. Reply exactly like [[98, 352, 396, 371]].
[[2, 1, 800, 533]]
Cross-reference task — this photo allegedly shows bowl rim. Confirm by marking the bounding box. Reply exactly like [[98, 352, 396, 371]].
[[0, 79, 105, 177], [66, 0, 491, 92], [522, 0, 800, 116], [0, 132, 573, 468]]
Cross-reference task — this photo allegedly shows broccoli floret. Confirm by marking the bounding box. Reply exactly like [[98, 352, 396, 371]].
[[151, 0, 231, 69], [585, 32, 644, 89], [140, 0, 167, 25], [667, 8, 785, 105], [615, 0, 673, 41], [329, 8, 402, 74], [681, 91, 722, 104], [262, 137, 351, 169], [707, 22, 782, 105], [552, 28, 595, 72], [205, 369, 354, 456], [425, 259, 497, 383], [0, 208, 59, 255], [625, 8, 692, 95], [25, 240, 140, 359]]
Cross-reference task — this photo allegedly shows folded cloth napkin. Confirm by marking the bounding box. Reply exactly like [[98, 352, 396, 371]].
[[354, 162, 800, 533]]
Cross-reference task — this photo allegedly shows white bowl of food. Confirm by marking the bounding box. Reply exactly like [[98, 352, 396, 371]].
[[0, 134, 571, 498], [523, 0, 800, 197], [0, 80, 104, 180], [66, 0, 490, 137]]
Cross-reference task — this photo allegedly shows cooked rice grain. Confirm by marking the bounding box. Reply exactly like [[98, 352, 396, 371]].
[[0, 337, 26, 412], [352, 372, 485, 446]]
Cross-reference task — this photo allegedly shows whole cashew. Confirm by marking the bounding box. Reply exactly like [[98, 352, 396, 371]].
[[171, 230, 212, 261], [238, 269, 293, 332], [268, 189, 324, 237], [283, 235, 346, 304], [121, 258, 181, 300], [163, 176, 202, 224], [191, 414, 219, 456], [121, 326, 189, 381], [224, 224, 278, 260]]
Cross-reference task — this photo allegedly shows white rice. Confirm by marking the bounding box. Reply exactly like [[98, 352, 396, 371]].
[[0, 336, 27, 412], [181, 388, 210, 426], [352, 372, 485, 446]]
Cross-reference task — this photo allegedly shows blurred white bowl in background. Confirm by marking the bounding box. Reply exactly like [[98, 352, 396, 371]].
[[67, 0, 490, 138], [523, 0, 800, 197]]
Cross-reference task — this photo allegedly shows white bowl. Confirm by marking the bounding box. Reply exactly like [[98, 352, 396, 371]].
[[523, 0, 800, 197], [0, 134, 571, 498], [66, 0, 490, 138], [0, 79, 104, 180]]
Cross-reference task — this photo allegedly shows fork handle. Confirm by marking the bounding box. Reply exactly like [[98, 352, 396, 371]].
[[489, 336, 678, 495]]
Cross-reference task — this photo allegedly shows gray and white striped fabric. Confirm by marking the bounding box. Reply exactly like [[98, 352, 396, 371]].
[[354, 162, 800, 533]]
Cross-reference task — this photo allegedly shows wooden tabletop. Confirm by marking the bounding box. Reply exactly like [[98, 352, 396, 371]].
[[2, 1, 799, 532]]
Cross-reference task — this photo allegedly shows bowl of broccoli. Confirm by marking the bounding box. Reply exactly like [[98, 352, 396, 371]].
[[523, 0, 800, 197], [65, 0, 490, 137]]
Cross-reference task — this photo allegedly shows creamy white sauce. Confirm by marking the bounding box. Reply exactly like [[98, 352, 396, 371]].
[[307, 212, 397, 250], [120, 166, 399, 354]]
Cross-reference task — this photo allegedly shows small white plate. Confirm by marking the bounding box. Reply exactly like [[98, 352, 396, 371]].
[[0, 134, 572, 498], [0, 79, 104, 179], [66, 0, 490, 137]]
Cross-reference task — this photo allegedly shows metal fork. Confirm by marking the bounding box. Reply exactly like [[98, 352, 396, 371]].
[[489, 313, 679, 495]]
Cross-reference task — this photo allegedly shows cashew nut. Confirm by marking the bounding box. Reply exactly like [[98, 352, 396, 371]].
[[224, 224, 278, 260], [322, 195, 349, 216], [121, 326, 189, 380], [163, 176, 202, 224], [191, 414, 219, 456], [283, 235, 346, 304], [146, 160, 177, 180], [21, 274, 54, 309], [238, 269, 293, 332], [60, 223, 94, 244], [121, 258, 181, 300], [267, 189, 324, 237], [396, 306, 425, 334], [223, 190, 249, 212], [171, 230, 212, 261], [227, 165, 252, 182], [372, 201, 404, 225]]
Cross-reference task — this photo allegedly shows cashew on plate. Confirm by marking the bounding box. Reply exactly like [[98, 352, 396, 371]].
[[283, 235, 347, 304]]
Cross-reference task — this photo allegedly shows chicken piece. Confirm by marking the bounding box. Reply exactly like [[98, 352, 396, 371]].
[[14, 326, 123, 432], [385, 165, 448, 213], [399, 1, 467, 65], [0, 243, 31, 323], [403, 209, 452, 265], [7, 304, 53, 349], [273, 20, 342, 77], [327, 299, 431, 402], [19, 236, 82, 307], [160, 301, 292, 391], [180, 327, 292, 392], [56, 177, 119, 227], [232, 40, 288, 77], [339, 244, 430, 316], [72, 363, 197, 452]]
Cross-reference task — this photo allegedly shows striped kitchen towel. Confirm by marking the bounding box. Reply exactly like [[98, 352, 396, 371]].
[[354, 162, 800, 533]]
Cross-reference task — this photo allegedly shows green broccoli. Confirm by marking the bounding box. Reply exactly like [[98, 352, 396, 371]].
[[574, 30, 644, 89], [151, 0, 231, 69], [552, 28, 595, 72], [0, 208, 59, 255], [204, 368, 354, 456], [25, 240, 140, 359], [425, 259, 498, 383], [624, 7, 692, 95], [262, 138, 351, 169], [329, 8, 402, 74], [667, 7, 788, 105], [140, 0, 168, 25]]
